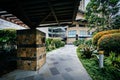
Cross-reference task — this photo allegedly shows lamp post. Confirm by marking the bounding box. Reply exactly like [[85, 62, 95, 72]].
[[99, 50, 104, 68]]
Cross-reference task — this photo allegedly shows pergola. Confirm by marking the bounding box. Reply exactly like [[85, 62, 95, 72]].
[[0, 0, 81, 71], [0, 0, 80, 28]]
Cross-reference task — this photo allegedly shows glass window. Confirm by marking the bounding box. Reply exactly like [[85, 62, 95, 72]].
[[68, 30, 76, 37], [80, 30, 87, 36], [88, 31, 93, 35]]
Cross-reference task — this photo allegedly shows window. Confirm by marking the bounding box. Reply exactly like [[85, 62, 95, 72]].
[[68, 30, 76, 37], [88, 31, 93, 35], [80, 30, 87, 36]]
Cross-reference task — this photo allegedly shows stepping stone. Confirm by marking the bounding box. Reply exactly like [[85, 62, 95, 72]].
[[59, 58, 65, 61], [65, 67, 73, 72], [53, 62, 58, 65], [62, 73, 74, 80], [50, 58, 55, 61], [24, 76, 34, 80], [34, 74, 44, 80], [50, 67, 60, 75]]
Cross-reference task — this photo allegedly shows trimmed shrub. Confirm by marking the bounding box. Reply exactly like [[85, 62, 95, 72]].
[[46, 38, 65, 51], [60, 41, 65, 47], [73, 39, 85, 46], [85, 39, 92, 46], [45, 38, 53, 51], [98, 33, 120, 54], [51, 39, 62, 48], [93, 29, 120, 45]]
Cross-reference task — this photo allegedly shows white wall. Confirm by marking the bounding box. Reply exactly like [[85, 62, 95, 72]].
[[37, 27, 49, 38]]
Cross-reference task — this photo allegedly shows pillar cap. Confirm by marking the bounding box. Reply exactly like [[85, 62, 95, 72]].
[[99, 51, 104, 54]]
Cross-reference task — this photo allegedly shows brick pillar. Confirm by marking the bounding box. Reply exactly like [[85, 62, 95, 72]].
[[17, 29, 46, 70]]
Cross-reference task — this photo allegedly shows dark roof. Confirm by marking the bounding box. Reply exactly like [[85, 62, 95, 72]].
[[0, 0, 81, 28]]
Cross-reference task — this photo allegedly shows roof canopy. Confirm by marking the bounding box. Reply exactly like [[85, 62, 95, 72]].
[[0, 0, 80, 28]]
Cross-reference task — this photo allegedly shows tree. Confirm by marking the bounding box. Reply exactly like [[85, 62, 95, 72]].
[[111, 15, 120, 29], [86, 0, 120, 31]]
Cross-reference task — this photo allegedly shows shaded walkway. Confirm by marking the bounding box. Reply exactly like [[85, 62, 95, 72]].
[[1, 45, 92, 80]]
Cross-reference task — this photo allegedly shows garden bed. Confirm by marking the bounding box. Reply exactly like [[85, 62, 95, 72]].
[[77, 52, 120, 80]]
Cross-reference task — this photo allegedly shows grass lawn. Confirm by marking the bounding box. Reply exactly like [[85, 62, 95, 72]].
[[77, 51, 120, 80]]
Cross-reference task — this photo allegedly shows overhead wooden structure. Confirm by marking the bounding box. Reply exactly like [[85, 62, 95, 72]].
[[0, 0, 81, 28]]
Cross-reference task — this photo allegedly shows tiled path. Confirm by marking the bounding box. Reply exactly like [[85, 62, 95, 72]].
[[1, 45, 92, 80]]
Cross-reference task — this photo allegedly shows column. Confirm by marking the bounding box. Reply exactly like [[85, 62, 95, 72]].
[[17, 29, 46, 70]]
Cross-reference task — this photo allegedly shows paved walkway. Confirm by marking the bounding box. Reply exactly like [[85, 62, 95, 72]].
[[1, 45, 92, 80]]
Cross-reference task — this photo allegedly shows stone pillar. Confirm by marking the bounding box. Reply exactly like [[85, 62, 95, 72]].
[[17, 29, 46, 70]]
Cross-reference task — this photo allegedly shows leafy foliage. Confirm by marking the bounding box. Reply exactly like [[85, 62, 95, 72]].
[[85, 39, 92, 46], [77, 39, 95, 59], [0, 29, 16, 51], [111, 15, 120, 29], [86, 0, 120, 31], [78, 56, 120, 80], [46, 38, 65, 52], [73, 39, 85, 46], [105, 52, 120, 69], [77, 44, 94, 59]]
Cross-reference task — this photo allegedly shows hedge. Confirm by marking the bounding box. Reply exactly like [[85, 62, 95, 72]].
[[0, 29, 16, 51], [73, 39, 85, 46], [46, 38, 65, 51], [98, 33, 120, 54], [93, 29, 120, 45]]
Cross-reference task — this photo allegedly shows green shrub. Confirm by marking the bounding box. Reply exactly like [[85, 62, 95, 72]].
[[82, 46, 93, 58], [46, 38, 65, 51], [85, 39, 92, 46], [73, 39, 85, 46], [98, 33, 120, 54], [60, 41, 65, 47], [105, 52, 120, 69], [0, 29, 16, 51], [45, 38, 53, 46], [77, 44, 93, 59], [51, 39, 61, 48], [48, 45, 56, 51], [93, 29, 120, 45]]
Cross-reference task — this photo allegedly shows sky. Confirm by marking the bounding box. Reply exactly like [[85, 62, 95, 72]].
[[85, 0, 90, 7]]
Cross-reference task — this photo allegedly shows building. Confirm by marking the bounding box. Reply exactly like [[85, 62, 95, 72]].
[[48, 27, 66, 38], [66, 20, 93, 44], [66, 0, 94, 44], [38, 0, 94, 44]]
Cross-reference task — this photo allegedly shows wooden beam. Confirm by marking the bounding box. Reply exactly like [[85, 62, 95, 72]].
[[40, 12, 52, 24], [24, 5, 48, 10], [27, 12, 47, 16], [8, 16, 17, 19], [40, 19, 72, 24], [1, 14, 12, 17], [38, 22, 72, 27], [55, 10, 73, 14], [23, 0, 47, 6], [72, 0, 80, 23], [47, 0, 60, 26], [26, 9, 49, 13], [54, 7, 73, 11], [0, 11, 7, 14], [11, 1, 33, 28]]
